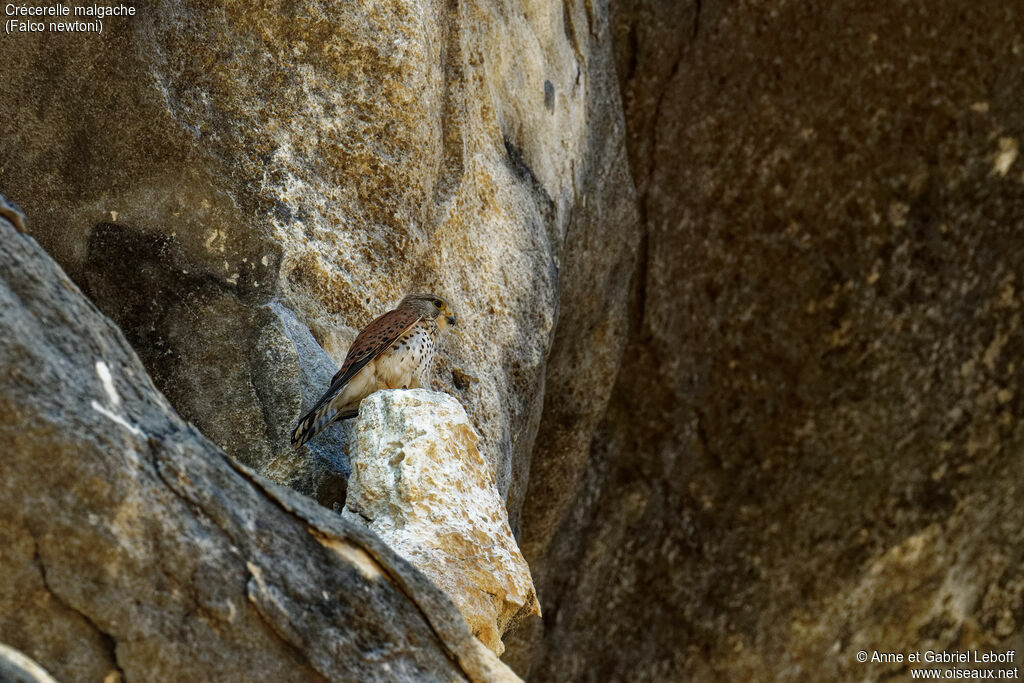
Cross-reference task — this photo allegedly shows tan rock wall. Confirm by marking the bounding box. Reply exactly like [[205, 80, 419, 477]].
[[0, 0, 637, 677], [7, 1, 1021, 681], [0, 0, 631, 518]]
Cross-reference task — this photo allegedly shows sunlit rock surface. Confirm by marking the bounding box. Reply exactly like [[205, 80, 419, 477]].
[[0, 0, 636, 525], [343, 390, 541, 655]]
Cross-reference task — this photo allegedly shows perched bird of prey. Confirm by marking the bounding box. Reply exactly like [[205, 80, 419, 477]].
[[291, 293, 457, 448]]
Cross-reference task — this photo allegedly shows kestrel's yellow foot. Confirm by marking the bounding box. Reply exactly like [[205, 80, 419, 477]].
[[291, 293, 457, 448]]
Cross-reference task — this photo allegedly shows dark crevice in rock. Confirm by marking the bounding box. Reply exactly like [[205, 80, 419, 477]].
[[562, 0, 585, 69], [433, 0, 467, 208], [30, 536, 124, 682], [243, 570, 332, 683], [311, 469, 349, 511], [629, 28, 687, 335], [623, 23, 639, 83], [643, 36, 685, 196], [352, 507, 375, 526], [582, 0, 598, 39], [694, 407, 720, 470], [145, 434, 221, 528], [502, 136, 555, 214], [631, 221, 651, 333]]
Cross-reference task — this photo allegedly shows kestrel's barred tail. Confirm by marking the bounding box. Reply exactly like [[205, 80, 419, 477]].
[[291, 401, 357, 449]]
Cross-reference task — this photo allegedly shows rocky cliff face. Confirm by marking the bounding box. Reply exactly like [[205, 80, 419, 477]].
[[4, 0, 1024, 680], [515, 0, 1024, 680], [1, 0, 634, 676], [0, 0, 633, 519]]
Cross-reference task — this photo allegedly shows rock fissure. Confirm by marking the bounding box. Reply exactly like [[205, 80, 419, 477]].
[[142, 438, 335, 680], [145, 435, 461, 680], [30, 535, 125, 682], [242, 568, 333, 683], [220, 457, 472, 676]]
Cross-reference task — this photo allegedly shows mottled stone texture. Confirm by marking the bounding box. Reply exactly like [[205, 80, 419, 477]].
[[5, 0, 1024, 681], [0, 0, 634, 677], [343, 390, 540, 656], [0, 0, 627, 515], [514, 0, 1024, 681], [0, 216, 518, 682]]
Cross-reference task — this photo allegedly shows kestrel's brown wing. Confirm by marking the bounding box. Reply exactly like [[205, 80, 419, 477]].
[[291, 306, 422, 447], [330, 306, 422, 388]]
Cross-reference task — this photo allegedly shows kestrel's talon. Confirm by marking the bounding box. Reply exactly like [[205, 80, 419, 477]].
[[291, 293, 457, 448]]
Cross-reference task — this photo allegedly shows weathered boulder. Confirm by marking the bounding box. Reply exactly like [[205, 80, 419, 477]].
[[342, 390, 541, 656], [0, 213, 519, 682]]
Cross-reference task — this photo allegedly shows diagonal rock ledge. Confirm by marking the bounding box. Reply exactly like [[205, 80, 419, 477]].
[[342, 390, 541, 656], [0, 214, 519, 682]]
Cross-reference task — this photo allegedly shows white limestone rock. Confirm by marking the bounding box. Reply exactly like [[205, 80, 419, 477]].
[[342, 389, 541, 655]]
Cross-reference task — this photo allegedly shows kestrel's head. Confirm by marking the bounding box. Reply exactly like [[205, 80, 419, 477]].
[[400, 293, 457, 330]]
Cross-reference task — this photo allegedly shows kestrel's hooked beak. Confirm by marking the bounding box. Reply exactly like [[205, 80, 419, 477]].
[[447, 313, 457, 326]]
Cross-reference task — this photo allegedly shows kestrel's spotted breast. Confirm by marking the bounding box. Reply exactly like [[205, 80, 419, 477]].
[[291, 293, 457, 448]]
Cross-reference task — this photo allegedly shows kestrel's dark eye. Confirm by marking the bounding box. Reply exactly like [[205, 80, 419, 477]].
[[433, 300, 443, 308]]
